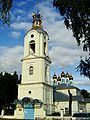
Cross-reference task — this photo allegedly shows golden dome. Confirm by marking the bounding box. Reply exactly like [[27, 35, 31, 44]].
[[53, 73, 57, 79], [66, 72, 69, 78], [61, 70, 65, 78], [32, 13, 42, 29], [57, 75, 61, 81], [69, 73, 73, 80]]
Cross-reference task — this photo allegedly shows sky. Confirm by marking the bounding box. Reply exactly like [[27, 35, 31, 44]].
[[0, 0, 90, 91]]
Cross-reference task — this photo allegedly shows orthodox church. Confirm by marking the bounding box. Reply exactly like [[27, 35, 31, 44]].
[[14, 12, 86, 119], [52, 71, 86, 116], [1, 11, 89, 119]]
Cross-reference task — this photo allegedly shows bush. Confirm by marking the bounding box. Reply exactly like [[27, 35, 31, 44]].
[[51, 112, 61, 116]]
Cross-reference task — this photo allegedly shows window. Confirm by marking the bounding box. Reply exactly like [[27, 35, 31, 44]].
[[45, 66, 47, 77], [65, 107, 69, 114], [29, 66, 33, 75], [62, 78, 65, 83], [66, 79, 69, 83], [29, 40, 35, 54], [45, 66, 48, 82], [31, 34, 34, 38], [44, 42, 46, 55]]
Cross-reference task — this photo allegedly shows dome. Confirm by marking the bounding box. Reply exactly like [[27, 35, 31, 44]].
[[53, 73, 57, 79], [66, 72, 69, 78], [57, 75, 61, 81], [61, 70, 65, 78], [69, 73, 73, 80], [32, 13, 42, 29]]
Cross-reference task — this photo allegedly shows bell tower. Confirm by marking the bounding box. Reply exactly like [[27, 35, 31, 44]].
[[18, 12, 53, 117]]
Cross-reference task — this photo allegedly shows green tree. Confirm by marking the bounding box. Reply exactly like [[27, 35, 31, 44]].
[[53, 0, 90, 78], [0, 0, 13, 26], [80, 89, 90, 98], [77, 57, 90, 78], [0, 72, 18, 114]]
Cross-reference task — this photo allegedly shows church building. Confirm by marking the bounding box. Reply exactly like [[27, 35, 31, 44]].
[[52, 71, 86, 116], [1, 11, 89, 120]]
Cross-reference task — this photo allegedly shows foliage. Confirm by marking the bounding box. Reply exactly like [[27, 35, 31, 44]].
[[0, 71, 19, 114], [50, 112, 61, 116], [53, 0, 90, 51], [80, 89, 90, 98], [53, 0, 90, 78], [0, 0, 13, 26], [77, 57, 90, 78]]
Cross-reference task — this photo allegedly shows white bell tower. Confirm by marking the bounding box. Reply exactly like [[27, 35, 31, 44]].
[[18, 12, 53, 117]]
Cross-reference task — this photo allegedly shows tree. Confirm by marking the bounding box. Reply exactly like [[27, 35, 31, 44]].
[[80, 89, 90, 98], [0, 0, 13, 26], [0, 72, 18, 114], [53, 0, 90, 78], [77, 57, 90, 78]]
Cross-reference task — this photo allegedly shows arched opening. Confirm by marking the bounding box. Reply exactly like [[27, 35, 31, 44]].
[[29, 66, 33, 75], [29, 40, 35, 54], [44, 42, 46, 55], [22, 97, 34, 120]]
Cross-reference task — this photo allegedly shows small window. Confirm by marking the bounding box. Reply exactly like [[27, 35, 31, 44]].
[[29, 40, 35, 54], [31, 34, 34, 38], [44, 36, 46, 39], [44, 42, 46, 55], [62, 78, 65, 83], [65, 107, 69, 114], [45, 67, 47, 77], [29, 66, 33, 75]]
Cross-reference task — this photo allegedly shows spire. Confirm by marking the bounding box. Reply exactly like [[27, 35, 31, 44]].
[[32, 0, 42, 29], [36, 0, 39, 14]]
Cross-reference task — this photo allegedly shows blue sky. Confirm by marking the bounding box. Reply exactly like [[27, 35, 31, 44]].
[[0, 0, 90, 91]]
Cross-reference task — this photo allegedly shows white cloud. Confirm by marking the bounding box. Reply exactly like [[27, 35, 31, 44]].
[[49, 46, 83, 66], [37, 1, 86, 67], [14, 9, 24, 14], [10, 31, 21, 39], [76, 76, 90, 87], [0, 46, 23, 74], [11, 22, 32, 31], [16, 1, 28, 7]]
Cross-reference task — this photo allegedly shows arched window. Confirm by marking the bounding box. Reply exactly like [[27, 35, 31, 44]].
[[29, 40, 35, 54], [29, 66, 33, 75], [44, 42, 46, 55], [45, 66, 47, 77]]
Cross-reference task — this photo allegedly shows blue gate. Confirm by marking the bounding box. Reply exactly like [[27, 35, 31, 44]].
[[24, 103, 34, 120]]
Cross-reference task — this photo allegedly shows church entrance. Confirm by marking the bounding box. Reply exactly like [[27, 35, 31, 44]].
[[24, 103, 34, 120], [22, 97, 34, 120]]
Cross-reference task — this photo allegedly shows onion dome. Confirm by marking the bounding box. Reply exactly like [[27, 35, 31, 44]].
[[66, 72, 69, 78], [32, 13, 42, 29], [69, 73, 73, 80], [61, 70, 65, 78], [57, 75, 61, 81], [53, 73, 57, 79]]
